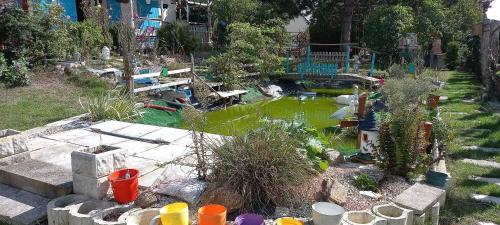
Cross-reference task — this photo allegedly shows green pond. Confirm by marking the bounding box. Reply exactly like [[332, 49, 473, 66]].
[[184, 88, 357, 151]]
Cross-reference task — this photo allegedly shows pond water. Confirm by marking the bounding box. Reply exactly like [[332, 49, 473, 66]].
[[180, 88, 357, 151]]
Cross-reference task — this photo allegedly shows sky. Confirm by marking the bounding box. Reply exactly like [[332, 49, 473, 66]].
[[488, 0, 500, 20]]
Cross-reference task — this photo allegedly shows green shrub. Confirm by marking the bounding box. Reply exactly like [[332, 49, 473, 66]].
[[157, 21, 200, 55], [208, 121, 314, 212], [353, 173, 378, 192], [387, 64, 406, 79], [74, 20, 106, 60], [0, 5, 73, 64], [445, 41, 460, 70], [80, 89, 138, 121], [0, 54, 31, 88]]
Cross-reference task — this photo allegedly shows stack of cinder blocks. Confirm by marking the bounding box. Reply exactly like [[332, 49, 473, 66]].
[[71, 146, 128, 199]]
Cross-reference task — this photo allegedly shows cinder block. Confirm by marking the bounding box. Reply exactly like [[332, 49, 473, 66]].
[[68, 200, 115, 225], [372, 203, 413, 225], [47, 194, 90, 225], [342, 210, 387, 225], [72, 174, 110, 199], [71, 147, 128, 178], [92, 205, 139, 225]]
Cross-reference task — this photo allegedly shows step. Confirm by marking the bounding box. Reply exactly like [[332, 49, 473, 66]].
[[469, 176, 500, 186], [462, 159, 500, 169], [464, 146, 500, 153], [471, 194, 500, 205], [0, 159, 73, 199], [0, 183, 50, 225]]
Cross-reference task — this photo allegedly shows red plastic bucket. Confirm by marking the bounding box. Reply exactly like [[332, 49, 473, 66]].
[[108, 168, 140, 204]]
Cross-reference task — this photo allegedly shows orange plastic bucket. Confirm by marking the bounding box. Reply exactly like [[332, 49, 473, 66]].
[[108, 168, 139, 204], [275, 217, 303, 225], [198, 204, 227, 225], [160, 202, 189, 225]]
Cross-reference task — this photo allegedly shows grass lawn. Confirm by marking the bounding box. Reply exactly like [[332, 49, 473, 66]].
[[0, 67, 110, 131], [438, 71, 500, 225]]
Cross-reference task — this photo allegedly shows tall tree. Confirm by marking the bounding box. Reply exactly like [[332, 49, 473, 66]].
[[340, 0, 354, 43]]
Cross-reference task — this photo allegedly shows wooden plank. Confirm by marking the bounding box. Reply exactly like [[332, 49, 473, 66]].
[[133, 79, 191, 93], [216, 90, 248, 98], [133, 68, 191, 79]]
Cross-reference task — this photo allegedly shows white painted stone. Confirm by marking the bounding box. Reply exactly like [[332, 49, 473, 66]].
[[89, 121, 132, 133], [72, 174, 111, 200], [68, 200, 115, 225], [477, 222, 498, 225], [92, 205, 139, 225], [47, 194, 90, 225], [126, 208, 160, 225], [111, 140, 159, 155], [372, 203, 413, 225], [471, 194, 500, 205], [110, 124, 161, 138], [462, 159, 500, 168], [312, 202, 344, 225], [141, 127, 190, 143], [0, 132, 28, 158], [71, 147, 128, 178], [341, 210, 387, 225], [360, 191, 382, 200], [464, 146, 500, 153], [469, 176, 500, 185]]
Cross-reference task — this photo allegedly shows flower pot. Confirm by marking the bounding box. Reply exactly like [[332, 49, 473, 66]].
[[235, 213, 265, 225], [47, 194, 90, 225], [92, 205, 138, 225], [68, 200, 116, 225], [427, 95, 440, 108], [312, 202, 344, 225], [126, 208, 160, 225], [198, 204, 227, 225], [275, 218, 303, 225], [372, 203, 412, 225], [341, 210, 386, 225], [108, 169, 139, 204], [160, 202, 189, 225]]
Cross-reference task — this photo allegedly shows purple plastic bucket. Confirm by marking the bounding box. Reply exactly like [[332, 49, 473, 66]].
[[234, 214, 265, 225]]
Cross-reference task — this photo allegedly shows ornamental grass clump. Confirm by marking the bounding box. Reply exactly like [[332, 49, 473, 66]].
[[208, 122, 315, 212], [81, 89, 138, 121]]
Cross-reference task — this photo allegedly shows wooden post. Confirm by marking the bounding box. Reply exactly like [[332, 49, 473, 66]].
[[369, 53, 376, 77], [357, 93, 367, 119]]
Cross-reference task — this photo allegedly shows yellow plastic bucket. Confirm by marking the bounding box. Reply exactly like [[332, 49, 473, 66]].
[[160, 202, 189, 225], [275, 217, 303, 225]]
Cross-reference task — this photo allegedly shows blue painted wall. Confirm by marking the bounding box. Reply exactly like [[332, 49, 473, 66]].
[[107, 0, 122, 21], [58, 0, 78, 20]]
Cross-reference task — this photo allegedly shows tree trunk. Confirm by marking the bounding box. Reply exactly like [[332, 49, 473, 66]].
[[340, 0, 354, 44], [120, 1, 135, 94]]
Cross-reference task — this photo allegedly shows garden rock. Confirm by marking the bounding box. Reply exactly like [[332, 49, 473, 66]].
[[200, 185, 244, 213], [326, 149, 344, 165], [0, 130, 28, 158], [315, 178, 333, 202], [358, 165, 385, 184], [135, 191, 159, 209], [329, 181, 348, 206]]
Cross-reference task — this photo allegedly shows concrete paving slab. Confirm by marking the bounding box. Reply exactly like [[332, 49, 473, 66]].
[[471, 194, 500, 205], [464, 146, 500, 153], [462, 159, 500, 168], [26, 137, 64, 152], [29, 142, 84, 170], [141, 127, 190, 143], [0, 160, 73, 198], [469, 176, 500, 186], [110, 140, 159, 155], [127, 156, 160, 176], [134, 145, 191, 163], [88, 120, 132, 133], [0, 183, 50, 225], [139, 167, 165, 188], [109, 124, 162, 138], [43, 129, 95, 142], [63, 133, 129, 147], [393, 183, 445, 214], [170, 135, 195, 147]]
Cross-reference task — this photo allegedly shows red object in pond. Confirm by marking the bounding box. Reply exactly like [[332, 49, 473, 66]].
[[176, 98, 188, 103], [145, 104, 177, 112], [108, 169, 139, 204]]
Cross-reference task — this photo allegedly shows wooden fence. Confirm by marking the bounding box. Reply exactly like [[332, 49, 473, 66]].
[[189, 24, 211, 45], [310, 52, 346, 64]]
